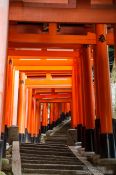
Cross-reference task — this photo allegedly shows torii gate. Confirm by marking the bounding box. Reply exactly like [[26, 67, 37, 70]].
[[0, 0, 116, 162]]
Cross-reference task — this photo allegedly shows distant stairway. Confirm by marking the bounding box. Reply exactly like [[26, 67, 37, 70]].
[[20, 121, 93, 175]]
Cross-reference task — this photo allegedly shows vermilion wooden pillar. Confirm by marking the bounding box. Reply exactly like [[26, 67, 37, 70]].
[[81, 52, 87, 148], [93, 45, 101, 154], [35, 100, 41, 142], [62, 103, 65, 114], [65, 103, 71, 119], [60, 103, 66, 121], [96, 24, 116, 158], [3, 59, 14, 130], [81, 56, 86, 128], [72, 58, 79, 128], [17, 72, 26, 142], [12, 70, 19, 126], [25, 88, 28, 142], [30, 97, 36, 142], [41, 103, 48, 133], [83, 45, 95, 152], [53, 103, 57, 126], [57, 103, 60, 124], [0, 0, 9, 139], [49, 103, 54, 129], [54, 103, 60, 125], [65, 103, 71, 113], [76, 56, 84, 142], [114, 25, 116, 64], [27, 88, 32, 141]]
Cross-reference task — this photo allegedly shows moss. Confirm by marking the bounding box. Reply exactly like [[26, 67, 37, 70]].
[[0, 171, 6, 175], [2, 159, 9, 166]]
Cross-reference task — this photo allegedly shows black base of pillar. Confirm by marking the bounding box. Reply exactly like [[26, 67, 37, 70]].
[[55, 120, 58, 126], [66, 112, 70, 119], [85, 129, 95, 152], [100, 133, 116, 158], [1, 125, 8, 157], [1, 133, 6, 158], [19, 134, 26, 143], [34, 137, 38, 143], [77, 124, 83, 142], [1, 133, 4, 140], [49, 123, 55, 130], [25, 129, 31, 143], [113, 118, 116, 145], [48, 124, 51, 130], [69, 111, 71, 117], [81, 126, 86, 148], [0, 140, 3, 170], [36, 135, 40, 143], [26, 133, 31, 143], [60, 112, 65, 121], [53, 121, 57, 127], [56, 119, 61, 126], [41, 126, 48, 133], [30, 136, 39, 143], [30, 137, 34, 143], [95, 118, 101, 154]]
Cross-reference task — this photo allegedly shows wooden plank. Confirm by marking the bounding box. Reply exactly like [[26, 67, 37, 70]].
[[9, 32, 96, 44], [8, 32, 114, 45], [35, 88, 71, 93], [20, 0, 76, 8], [12, 59, 73, 66], [25, 78, 72, 88], [39, 98, 71, 103], [15, 66, 72, 71], [34, 93, 71, 99], [23, 0, 68, 4], [8, 42, 82, 49], [8, 49, 78, 58], [91, 0, 113, 5], [9, 4, 116, 23]]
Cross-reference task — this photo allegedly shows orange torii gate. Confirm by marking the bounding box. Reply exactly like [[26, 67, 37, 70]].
[[3, 42, 116, 158], [3, 54, 73, 143], [0, 0, 116, 161]]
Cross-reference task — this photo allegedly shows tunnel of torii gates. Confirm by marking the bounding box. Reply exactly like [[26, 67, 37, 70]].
[[0, 1, 116, 160]]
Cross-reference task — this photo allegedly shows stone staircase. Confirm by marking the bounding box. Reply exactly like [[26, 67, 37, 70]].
[[20, 121, 93, 175]]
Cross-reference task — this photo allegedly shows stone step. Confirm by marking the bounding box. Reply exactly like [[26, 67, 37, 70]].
[[21, 143, 67, 147], [45, 140, 67, 142], [46, 137, 67, 140], [45, 141, 67, 144], [22, 168, 91, 175], [22, 163, 86, 170], [21, 146, 68, 150], [45, 139, 66, 141], [20, 120, 92, 175], [20, 150, 75, 157], [21, 159, 84, 165], [47, 135, 67, 137], [45, 140, 67, 143], [21, 155, 79, 161], [23, 174, 61, 175], [48, 135, 67, 137], [20, 147, 70, 152], [20, 146, 70, 150], [45, 142, 67, 145]]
